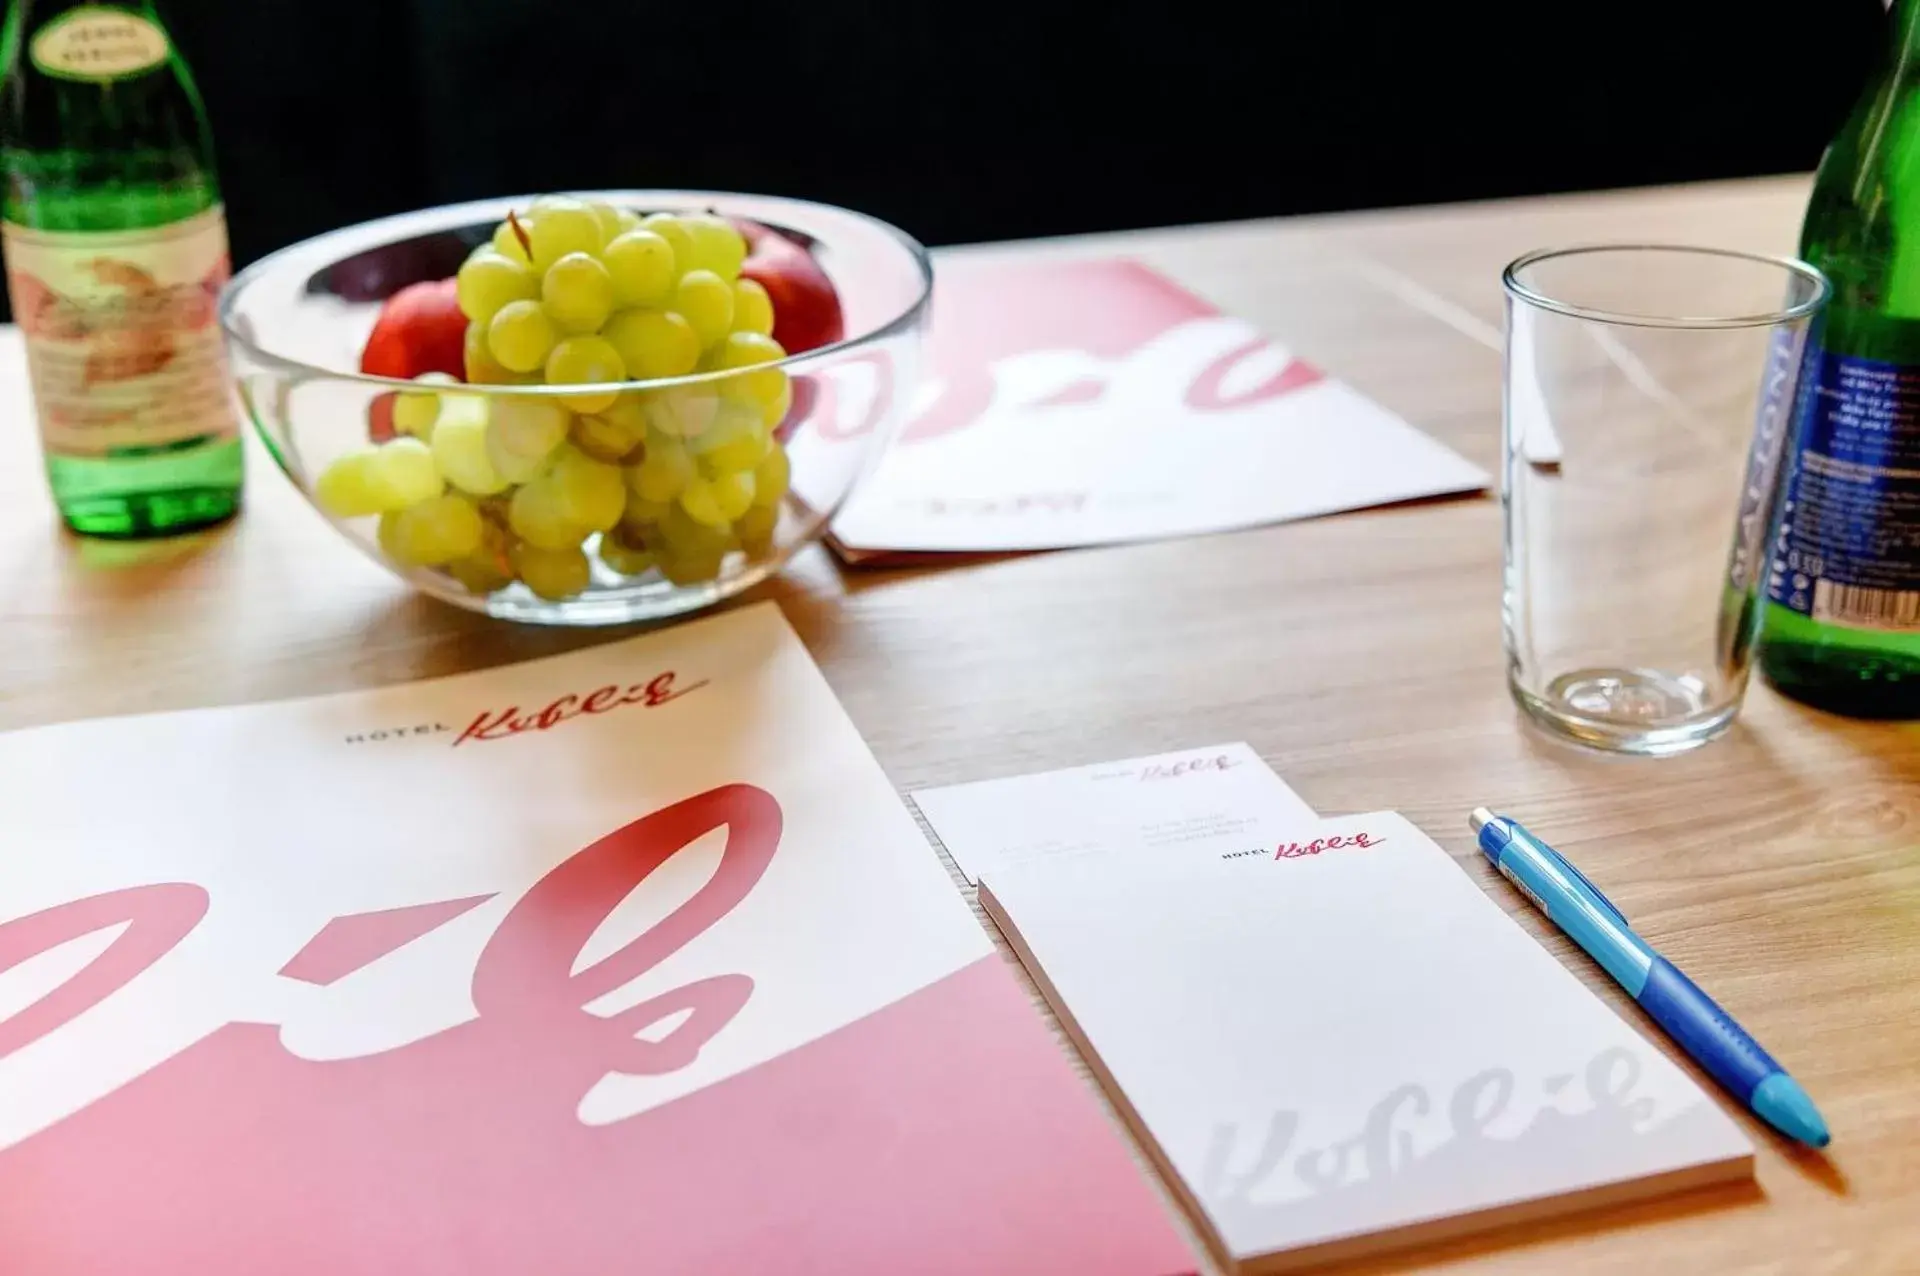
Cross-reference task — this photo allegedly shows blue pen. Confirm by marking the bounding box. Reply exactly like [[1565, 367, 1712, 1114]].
[[1468, 808, 1830, 1149]]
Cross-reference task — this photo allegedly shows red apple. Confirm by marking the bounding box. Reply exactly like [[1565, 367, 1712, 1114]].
[[360, 278, 466, 380], [736, 220, 845, 355], [367, 391, 398, 444]]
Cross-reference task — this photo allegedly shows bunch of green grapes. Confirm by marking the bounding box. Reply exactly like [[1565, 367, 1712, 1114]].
[[313, 196, 793, 602]]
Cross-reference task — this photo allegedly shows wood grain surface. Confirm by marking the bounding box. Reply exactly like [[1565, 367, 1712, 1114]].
[[5, 174, 1917, 1274]]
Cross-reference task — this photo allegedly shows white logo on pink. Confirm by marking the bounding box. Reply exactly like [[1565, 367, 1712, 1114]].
[[0, 787, 781, 1154], [812, 257, 1484, 552]]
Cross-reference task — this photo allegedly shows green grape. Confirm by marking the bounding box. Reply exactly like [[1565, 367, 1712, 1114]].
[[527, 197, 604, 271], [603, 309, 700, 381], [630, 435, 696, 503], [661, 500, 732, 555], [457, 249, 538, 324], [731, 278, 775, 336], [512, 542, 592, 601], [717, 331, 784, 367], [315, 450, 388, 518], [737, 366, 789, 416], [698, 427, 769, 476], [733, 503, 778, 556], [587, 201, 628, 246], [433, 389, 494, 446], [681, 213, 747, 280], [449, 550, 516, 596], [601, 392, 650, 436], [714, 332, 788, 410], [488, 396, 569, 462], [377, 493, 485, 566], [619, 491, 672, 536], [677, 478, 729, 529], [571, 410, 642, 463], [465, 323, 527, 385], [674, 269, 735, 347], [486, 396, 570, 484], [541, 251, 614, 335], [752, 444, 790, 507], [641, 385, 719, 438], [599, 530, 655, 576], [658, 548, 725, 586], [488, 300, 559, 373], [640, 213, 695, 273], [393, 372, 457, 440], [544, 336, 626, 414], [464, 324, 498, 382], [695, 404, 770, 474], [369, 437, 444, 506], [611, 207, 642, 236], [431, 398, 509, 496], [374, 509, 410, 563], [759, 374, 793, 430], [549, 445, 627, 532], [493, 216, 535, 266], [603, 230, 677, 308], [655, 500, 731, 583], [508, 478, 586, 551], [316, 438, 446, 518], [710, 469, 756, 521]]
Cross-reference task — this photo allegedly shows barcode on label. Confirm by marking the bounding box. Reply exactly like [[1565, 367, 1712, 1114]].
[[1812, 580, 1920, 630]]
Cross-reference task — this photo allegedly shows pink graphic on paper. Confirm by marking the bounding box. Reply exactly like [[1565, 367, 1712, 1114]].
[[905, 258, 1324, 443], [0, 785, 1196, 1276], [809, 258, 1325, 446], [277, 896, 494, 986], [0, 884, 208, 1060]]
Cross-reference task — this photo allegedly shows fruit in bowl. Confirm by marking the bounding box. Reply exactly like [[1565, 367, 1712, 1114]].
[[739, 218, 846, 356], [220, 191, 913, 624], [311, 197, 812, 602]]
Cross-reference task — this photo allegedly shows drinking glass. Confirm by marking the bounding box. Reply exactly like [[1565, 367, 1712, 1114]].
[[1502, 245, 1829, 755]]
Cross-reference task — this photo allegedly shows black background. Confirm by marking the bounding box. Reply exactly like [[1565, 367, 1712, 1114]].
[[144, 1, 1904, 267]]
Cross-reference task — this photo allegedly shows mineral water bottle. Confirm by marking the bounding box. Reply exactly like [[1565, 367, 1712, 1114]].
[[1759, 0, 1920, 716], [0, 0, 241, 537]]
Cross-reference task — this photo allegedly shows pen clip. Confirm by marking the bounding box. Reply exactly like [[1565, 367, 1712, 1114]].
[[1547, 851, 1631, 929]]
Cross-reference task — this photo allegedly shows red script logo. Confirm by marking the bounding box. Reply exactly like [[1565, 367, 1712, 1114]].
[[1274, 831, 1384, 860], [452, 670, 706, 746]]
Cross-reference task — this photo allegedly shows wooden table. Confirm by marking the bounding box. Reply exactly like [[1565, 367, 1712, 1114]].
[[5, 174, 1915, 1273]]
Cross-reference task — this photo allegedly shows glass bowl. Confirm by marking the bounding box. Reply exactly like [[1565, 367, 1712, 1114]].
[[219, 192, 929, 625]]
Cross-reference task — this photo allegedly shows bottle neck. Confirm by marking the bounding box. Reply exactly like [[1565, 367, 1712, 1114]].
[[0, 0, 215, 228], [3, 0, 167, 48], [2, 1, 177, 77], [10, 2, 167, 18], [1893, 0, 1920, 60]]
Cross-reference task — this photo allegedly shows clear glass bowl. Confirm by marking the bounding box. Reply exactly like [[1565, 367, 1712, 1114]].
[[219, 192, 930, 625]]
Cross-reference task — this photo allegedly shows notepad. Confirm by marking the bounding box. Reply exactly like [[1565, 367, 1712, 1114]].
[[980, 812, 1754, 1272], [912, 741, 1315, 883]]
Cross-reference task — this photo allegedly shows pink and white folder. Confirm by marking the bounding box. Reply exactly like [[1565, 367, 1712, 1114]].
[[0, 603, 1194, 1276], [810, 257, 1487, 560]]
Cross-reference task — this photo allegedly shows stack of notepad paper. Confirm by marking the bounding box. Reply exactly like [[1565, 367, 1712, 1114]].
[[919, 757, 1753, 1272]]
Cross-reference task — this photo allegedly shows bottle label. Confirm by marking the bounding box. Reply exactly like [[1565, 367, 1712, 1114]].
[[3, 205, 236, 457], [29, 6, 170, 82], [1767, 351, 1920, 630]]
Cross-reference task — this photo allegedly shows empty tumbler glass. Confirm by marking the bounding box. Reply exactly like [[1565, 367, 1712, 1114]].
[[1502, 245, 1829, 755]]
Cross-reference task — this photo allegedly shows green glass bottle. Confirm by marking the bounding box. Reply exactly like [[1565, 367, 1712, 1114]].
[[0, 0, 240, 537], [1759, 0, 1920, 717]]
